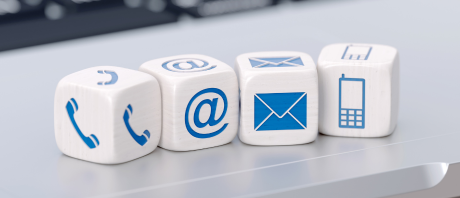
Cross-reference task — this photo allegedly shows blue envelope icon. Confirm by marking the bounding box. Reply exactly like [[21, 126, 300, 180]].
[[249, 57, 304, 68], [254, 92, 307, 131]]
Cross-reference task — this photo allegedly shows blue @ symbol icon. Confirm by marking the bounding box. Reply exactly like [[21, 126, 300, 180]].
[[162, 58, 216, 72], [185, 88, 228, 139]]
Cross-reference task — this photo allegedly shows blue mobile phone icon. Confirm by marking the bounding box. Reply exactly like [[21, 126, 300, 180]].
[[342, 45, 372, 60], [123, 104, 150, 146], [66, 98, 100, 149], [339, 74, 365, 129]]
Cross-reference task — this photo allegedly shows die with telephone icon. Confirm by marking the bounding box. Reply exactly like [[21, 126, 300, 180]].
[[54, 66, 161, 164]]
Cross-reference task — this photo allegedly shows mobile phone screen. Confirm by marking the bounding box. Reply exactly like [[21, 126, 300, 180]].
[[340, 80, 363, 110]]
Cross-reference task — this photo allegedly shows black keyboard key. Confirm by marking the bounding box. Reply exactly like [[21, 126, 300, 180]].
[[170, 0, 279, 18], [0, 0, 45, 15], [0, 0, 47, 24]]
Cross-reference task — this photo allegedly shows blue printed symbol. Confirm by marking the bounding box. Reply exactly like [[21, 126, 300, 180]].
[[185, 88, 228, 138], [162, 58, 216, 72], [254, 92, 307, 131], [249, 57, 304, 68], [339, 74, 365, 129], [123, 104, 151, 146], [97, 70, 118, 85], [342, 45, 372, 60], [66, 98, 100, 149]]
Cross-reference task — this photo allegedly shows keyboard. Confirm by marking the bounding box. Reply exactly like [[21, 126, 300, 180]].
[[0, 0, 301, 52]]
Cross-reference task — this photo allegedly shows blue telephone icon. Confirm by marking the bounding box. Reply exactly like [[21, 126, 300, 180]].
[[97, 70, 118, 85], [123, 104, 150, 146], [66, 98, 100, 149]]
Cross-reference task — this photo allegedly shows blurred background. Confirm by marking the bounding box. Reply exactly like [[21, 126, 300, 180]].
[[0, 0, 308, 52]]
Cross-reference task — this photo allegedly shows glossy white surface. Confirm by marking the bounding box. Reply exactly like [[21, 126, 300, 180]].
[[54, 66, 162, 164], [139, 54, 239, 151], [318, 43, 399, 137], [235, 51, 318, 145], [258, 162, 449, 198], [0, 0, 459, 197]]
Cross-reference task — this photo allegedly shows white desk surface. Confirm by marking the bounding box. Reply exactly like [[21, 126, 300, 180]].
[[0, 0, 459, 197]]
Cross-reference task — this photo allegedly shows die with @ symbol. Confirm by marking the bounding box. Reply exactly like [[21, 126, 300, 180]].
[[139, 54, 239, 151], [54, 66, 161, 164], [235, 51, 319, 145], [317, 43, 399, 137]]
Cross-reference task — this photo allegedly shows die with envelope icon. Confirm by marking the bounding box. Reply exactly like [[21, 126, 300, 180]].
[[235, 51, 318, 146]]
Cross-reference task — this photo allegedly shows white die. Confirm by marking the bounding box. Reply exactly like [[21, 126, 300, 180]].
[[54, 66, 161, 164], [317, 43, 399, 137], [235, 51, 319, 145], [139, 54, 239, 151]]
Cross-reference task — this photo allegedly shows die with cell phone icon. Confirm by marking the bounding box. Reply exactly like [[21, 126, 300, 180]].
[[54, 66, 161, 164], [139, 54, 239, 151], [317, 43, 399, 137]]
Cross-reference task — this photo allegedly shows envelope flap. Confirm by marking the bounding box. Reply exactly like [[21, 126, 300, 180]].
[[256, 92, 305, 116], [249, 59, 265, 67], [257, 57, 294, 64], [249, 57, 305, 68]]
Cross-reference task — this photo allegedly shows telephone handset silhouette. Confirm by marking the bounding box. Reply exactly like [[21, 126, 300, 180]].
[[66, 98, 100, 149], [97, 70, 118, 85], [123, 104, 150, 146]]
